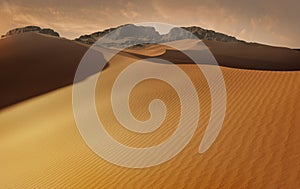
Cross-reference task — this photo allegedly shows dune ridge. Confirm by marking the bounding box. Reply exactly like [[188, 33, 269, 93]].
[[126, 39, 300, 71], [1, 35, 300, 110]]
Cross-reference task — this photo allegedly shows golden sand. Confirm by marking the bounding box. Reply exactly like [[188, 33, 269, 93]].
[[1, 41, 300, 188]]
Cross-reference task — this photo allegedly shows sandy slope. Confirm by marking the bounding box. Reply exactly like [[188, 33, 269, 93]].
[[1, 42, 300, 188], [1, 34, 300, 110], [126, 40, 300, 70], [0, 33, 106, 109]]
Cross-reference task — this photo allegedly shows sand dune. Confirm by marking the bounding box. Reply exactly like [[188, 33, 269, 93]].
[[127, 40, 300, 70], [0, 33, 106, 109], [1, 34, 299, 110], [0, 39, 300, 188]]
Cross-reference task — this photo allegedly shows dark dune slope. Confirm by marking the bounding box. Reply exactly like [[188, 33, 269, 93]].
[[0, 33, 104, 109], [127, 40, 300, 71]]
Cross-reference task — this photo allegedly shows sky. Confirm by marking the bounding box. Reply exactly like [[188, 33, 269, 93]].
[[0, 0, 299, 48]]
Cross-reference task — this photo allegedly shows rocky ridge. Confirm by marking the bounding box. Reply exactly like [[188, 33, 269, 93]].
[[2, 24, 243, 47], [75, 24, 243, 47], [1, 26, 60, 38]]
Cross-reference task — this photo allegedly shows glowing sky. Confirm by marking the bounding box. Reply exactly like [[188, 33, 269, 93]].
[[0, 0, 299, 48]]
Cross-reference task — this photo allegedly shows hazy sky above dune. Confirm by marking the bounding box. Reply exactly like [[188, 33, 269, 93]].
[[0, 0, 299, 48]]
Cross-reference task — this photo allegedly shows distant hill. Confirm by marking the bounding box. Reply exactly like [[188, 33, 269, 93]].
[[1, 26, 60, 38], [74, 24, 243, 47]]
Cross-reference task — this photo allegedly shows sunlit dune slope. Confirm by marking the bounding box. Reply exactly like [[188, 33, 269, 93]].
[[0, 43, 300, 188]]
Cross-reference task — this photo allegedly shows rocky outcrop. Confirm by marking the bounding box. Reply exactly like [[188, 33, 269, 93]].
[[1, 26, 59, 38], [182, 26, 241, 42], [106, 24, 160, 40], [75, 24, 243, 47], [39, 28, 59, 37], [74, 26, 120, 45], [75, 24, 161, 46], [75, 25, 159, 46]]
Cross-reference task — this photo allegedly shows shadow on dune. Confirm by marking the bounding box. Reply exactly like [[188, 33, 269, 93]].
[[125, 41, 300, 71], [0, 33, 108, 109]]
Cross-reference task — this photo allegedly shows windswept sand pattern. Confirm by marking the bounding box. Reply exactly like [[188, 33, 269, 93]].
[[0, 43, 300, 188]]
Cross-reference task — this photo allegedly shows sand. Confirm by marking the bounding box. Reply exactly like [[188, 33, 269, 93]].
[[0, 36, 300, 188], [0, 33, 103, 109], [126, 40, 300, 70], [1, 33, 300, 109]]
